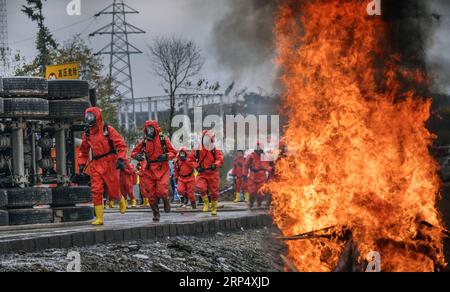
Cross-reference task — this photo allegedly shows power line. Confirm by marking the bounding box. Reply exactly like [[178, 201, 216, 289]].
[[9, 16, 95, 45], [90, 0, 145, 131]]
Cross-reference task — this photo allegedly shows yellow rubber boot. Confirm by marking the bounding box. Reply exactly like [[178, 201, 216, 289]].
[[202, 196, 210, 212], [244, 192, 250, 203], [211, 201, 218, 216], [92, 206, 104, 226], [131, 199, 137, 208], [109, 200, 115, 209], [141, 198, 150, 208], [119, 197, 128, 214], [233, 193, 241, 203]]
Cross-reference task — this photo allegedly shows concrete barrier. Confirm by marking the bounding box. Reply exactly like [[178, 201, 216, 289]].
[[0, 213, 273, 255]]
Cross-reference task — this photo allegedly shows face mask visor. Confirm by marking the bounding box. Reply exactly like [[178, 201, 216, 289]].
[[256, 144, 264, 155], [146, 126, 156, 140], [85, 112, 97, 128]]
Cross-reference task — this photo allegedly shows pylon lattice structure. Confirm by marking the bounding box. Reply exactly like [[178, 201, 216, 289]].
[[90, 0, 145, 130], [0, 0, 11, 77]]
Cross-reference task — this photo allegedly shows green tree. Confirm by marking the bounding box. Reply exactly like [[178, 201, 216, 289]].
[[21, 0, 57, 75]]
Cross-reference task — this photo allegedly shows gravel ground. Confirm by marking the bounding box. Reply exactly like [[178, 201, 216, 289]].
[[0, 228, 286, 272]]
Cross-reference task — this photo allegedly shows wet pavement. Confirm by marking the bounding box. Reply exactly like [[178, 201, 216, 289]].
[[0, 202, 271, 254]]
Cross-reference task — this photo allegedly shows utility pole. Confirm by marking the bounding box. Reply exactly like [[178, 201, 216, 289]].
[[0, 0, 10, 76], [90, 0, 145, 131]]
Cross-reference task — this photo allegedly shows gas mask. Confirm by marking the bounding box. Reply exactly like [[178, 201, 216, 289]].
[[256, 144, 264, 155], [180, 152, 187, 161], [146, 126, 156, 140], [85, 112, 97, 128]]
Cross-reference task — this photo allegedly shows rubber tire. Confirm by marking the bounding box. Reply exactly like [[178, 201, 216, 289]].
[[0, 97, 3, 114], [7, 208, 53, 226], [48, 100, 91, 121], [51, 186, 92, 207], [0, 189, 7, 209], [0, 77, 48, 97], [53, 206, 94, 223], [1, 98, 49, 118], [6, 188, 52, 209], [0, 210, 8, 226], [48, 80, 89, 100]]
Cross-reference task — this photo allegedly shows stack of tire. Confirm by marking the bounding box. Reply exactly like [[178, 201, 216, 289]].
[[47, 79, 91, 121], [0, 77, 52, 226], [0, 188, 94, 226], [0, 77, 49, 119], [52, 187, 94, 223], [0, 77, 94, 225], [0, 77, 92, 120], [4, 188, 53, 226], [47, 80, 94, 223]]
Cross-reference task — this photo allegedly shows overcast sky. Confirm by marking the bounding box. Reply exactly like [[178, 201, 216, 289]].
[[4, 0, 450, 97], [6, 0, 251, 98]]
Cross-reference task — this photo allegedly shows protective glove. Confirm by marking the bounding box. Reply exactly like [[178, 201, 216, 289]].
[[136, 154, 145, 162], [158, 154, 168, 162], [116, 159, 126, 171], [210, 163, 216, 170], [79, 165, 86, 174], [198, 167, 205, 173]]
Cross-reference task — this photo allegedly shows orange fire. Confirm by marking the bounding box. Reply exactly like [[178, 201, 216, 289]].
[[269, 0, 446, 272]]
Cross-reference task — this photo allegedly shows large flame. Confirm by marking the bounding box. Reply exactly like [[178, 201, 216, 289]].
[[269, 0, 446, 272]]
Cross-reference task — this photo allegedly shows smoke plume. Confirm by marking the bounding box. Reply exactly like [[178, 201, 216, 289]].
[[211, 0, 279, 93], [209, 0, 449, 95]]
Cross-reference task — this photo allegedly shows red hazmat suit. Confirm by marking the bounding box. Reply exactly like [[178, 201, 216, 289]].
[[79, 107, 128, 206], [131, 120, 177, 205], [137, 161, 150, 200], [174, 148, 198, 204], [244, 149, 272, 198], [195, 131, 224, 201], [231, 154, 248, 195], [120, 163, 137, 201]]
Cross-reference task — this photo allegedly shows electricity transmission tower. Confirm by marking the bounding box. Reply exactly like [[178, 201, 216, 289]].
[[0, 0, 10, 77], [90, 0, 145, 130]]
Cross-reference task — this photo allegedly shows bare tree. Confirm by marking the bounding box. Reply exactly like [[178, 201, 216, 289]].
[[148, 36, 204, 135]]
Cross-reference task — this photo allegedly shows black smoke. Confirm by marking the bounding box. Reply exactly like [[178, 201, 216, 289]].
[[209, 0, 449, 95], [382, 0, 436, 71], [211, 0, 279, 93]]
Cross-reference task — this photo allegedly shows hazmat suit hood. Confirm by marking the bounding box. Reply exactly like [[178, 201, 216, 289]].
[[178, 146, 188, 161], [143, 120, 161, 140], [179, 146, 188, 155], [85, 107, 104, 134], [201, 130, 215, 151], [255, 141, 265, 155]]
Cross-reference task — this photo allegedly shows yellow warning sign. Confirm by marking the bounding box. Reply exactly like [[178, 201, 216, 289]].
[[46, 63, 79, 80]]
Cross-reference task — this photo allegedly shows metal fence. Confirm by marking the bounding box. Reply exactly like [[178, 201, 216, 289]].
[[118, 93, 235, 130]]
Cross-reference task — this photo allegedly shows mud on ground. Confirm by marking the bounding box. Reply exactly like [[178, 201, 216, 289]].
[[0, 227, 286, 272]]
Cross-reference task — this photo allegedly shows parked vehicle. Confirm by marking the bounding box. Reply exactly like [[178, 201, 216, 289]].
[[0, 77, 94, 226]]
